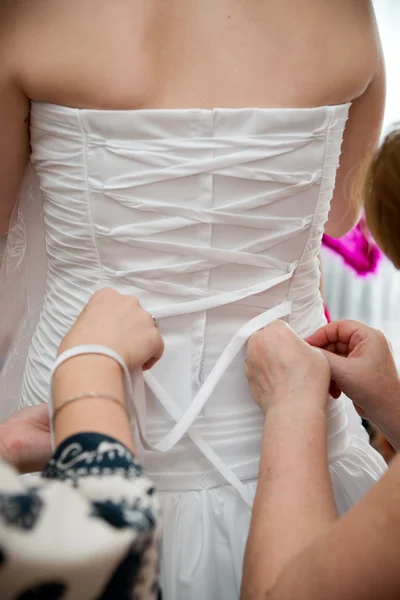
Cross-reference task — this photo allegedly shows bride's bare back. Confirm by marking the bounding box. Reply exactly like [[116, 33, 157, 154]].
[[1, 0, 380, 108], [0, 0, 385, 235]]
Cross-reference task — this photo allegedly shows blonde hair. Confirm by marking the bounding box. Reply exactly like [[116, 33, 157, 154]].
[[364, 129, 400, 269]]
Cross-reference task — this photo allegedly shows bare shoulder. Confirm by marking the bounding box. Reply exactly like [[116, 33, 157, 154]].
[[0, 0, 21, 57], [347, 0, 383, 71], [0, 0, 40, 69], [0, 0, 37, 35], [0, 0, 69, 25], [319, 0, 384, 99], [0, 0, 84, 98], [0, 0, 80, 57], [0, 0, 140, 103]]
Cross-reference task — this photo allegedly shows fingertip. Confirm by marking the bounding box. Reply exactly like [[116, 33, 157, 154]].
[[325, 343, 337, 353], [306, 325, 329, 348], [142, 358, 157, 371]]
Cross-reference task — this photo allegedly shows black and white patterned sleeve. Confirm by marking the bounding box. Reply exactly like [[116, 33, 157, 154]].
[[0, 433, 161, 600]]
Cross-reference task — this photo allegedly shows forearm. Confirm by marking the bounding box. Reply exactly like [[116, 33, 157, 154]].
[[260, 455, 400, 600], [368, 390, 400, 452], [241, 396, 337, 599], [52, 355, 135, 452]]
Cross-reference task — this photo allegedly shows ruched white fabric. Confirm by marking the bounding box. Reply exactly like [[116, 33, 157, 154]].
[[0, 102, 386, 600]]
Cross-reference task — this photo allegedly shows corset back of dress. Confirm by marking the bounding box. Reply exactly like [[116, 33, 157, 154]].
[[1, 102, 351, 493]]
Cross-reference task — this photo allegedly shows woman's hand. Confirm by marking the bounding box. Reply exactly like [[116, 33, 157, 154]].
[[307, 320, 399, 418], [53, 289, 164, 449], [0, 404, 51, 473], [59, 288, 164, 371], [245, 321, 331, 414], [307, 320, 400, 449]]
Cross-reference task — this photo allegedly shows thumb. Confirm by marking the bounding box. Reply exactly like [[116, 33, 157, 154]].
[[322, 349, 350, 384]]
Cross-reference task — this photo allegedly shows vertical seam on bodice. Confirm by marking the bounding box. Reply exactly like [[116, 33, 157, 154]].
[[196, 112, 215, 390], [287, 107, 335, 328], [77, 112, 104, 288]]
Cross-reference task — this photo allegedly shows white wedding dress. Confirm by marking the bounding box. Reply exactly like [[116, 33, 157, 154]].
[[0, 102, 386, 599]]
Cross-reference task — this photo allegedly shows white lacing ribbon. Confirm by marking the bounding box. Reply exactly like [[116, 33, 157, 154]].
[[50, 297, 291, 506]]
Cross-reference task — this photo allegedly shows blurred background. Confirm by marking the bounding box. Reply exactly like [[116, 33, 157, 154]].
[[322, 0, 400, 462], [323, 1, 400, 362]]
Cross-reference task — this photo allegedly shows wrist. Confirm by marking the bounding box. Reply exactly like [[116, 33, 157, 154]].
[[369, 385, 400, 450], [53, 355, 124, 409], [52, 355, 133, 451], [266, 400, 327, 421], [263, 399, 328, 446], [263, 385, 329, 418]]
